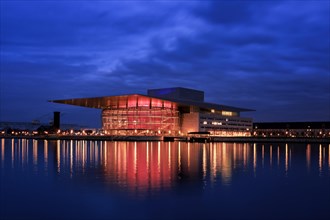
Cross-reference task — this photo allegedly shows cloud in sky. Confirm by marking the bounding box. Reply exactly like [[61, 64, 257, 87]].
[[0, 0, 329, 127]]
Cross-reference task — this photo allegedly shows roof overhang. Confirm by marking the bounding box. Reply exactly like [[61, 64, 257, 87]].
[[49, 94, 254, 112]]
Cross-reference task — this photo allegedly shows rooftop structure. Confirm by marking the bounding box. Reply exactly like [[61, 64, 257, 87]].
[[51, 87, 254, 136]]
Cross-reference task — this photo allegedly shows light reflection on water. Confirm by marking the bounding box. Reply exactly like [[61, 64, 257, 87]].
[[1, 139, 330, 190], [1, 138, 330, 219]]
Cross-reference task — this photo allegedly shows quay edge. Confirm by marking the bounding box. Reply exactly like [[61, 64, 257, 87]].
[[1, 135, 330, 143]]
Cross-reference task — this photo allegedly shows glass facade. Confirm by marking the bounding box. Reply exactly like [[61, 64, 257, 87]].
[[102, 96, 179, 134]]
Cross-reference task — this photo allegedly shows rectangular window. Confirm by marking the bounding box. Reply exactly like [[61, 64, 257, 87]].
[[222, 111, 233, 116]]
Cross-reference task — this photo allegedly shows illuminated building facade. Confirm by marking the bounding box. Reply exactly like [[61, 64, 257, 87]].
[[51, 87, 253, 136]]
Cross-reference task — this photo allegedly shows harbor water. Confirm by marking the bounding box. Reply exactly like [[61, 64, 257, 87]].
[[1, 139, 329, 219]]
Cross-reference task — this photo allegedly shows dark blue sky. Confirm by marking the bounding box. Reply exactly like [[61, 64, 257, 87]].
[[0, 0, 329, 127]]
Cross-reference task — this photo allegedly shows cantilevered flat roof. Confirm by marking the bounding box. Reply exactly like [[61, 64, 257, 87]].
[[50, 94, 254, 112]]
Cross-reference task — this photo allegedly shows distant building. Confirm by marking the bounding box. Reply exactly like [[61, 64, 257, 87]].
[[253, 122, 330, 137], [51, 87, 254, 136], [0, 121, 85, 132]]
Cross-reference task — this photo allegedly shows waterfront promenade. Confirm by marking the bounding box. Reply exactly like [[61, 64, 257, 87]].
[[1, 134, 329, 143]]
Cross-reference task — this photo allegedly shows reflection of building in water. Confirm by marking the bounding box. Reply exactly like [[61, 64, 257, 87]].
[[329, 144, 330, 168], [306, 144, 311, 170], [1, 139, 329, 192], [50, 141, 262, 189], [51, 87, 253, 136], [103, 142, 179, 191], [328, 144, 330, 168], [1, 139, 4, 165], [209, 143, 250, 184], [318, 143, 328, 174]]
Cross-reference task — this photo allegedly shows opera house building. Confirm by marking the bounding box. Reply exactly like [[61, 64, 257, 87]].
[[51, 87, 253, 136]]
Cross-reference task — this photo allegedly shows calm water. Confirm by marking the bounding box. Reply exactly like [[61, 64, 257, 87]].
[[0, 139, 329, 220]]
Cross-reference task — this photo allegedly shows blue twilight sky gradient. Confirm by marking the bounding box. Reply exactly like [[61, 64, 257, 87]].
[[0, 0, 329, 127]]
